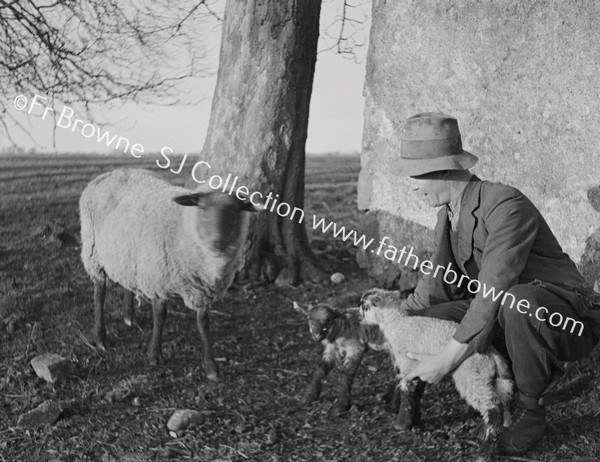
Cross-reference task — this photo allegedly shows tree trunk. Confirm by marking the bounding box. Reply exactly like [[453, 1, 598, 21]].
[[189, 0, 328, 285]]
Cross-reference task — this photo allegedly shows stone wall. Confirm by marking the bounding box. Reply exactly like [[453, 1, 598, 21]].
[[358, 0, 600, 287]]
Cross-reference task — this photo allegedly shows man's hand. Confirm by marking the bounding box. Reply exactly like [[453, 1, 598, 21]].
[[403, 352, 451, 384], [403, 339, 470, 384]]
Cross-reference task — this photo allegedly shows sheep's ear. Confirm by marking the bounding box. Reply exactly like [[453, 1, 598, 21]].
[[292, 301, 309, 317], [237, 196, 266, 212], [239, 199, 261, 212], [173, 192, 210, 207]]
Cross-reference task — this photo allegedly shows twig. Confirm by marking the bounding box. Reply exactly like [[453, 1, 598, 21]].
[[77, 330, 97, 352], [23, 322, 39, 356], [222, 444, 248, 459], [209, 310, 229, 318], [502, 456, 542, 462]]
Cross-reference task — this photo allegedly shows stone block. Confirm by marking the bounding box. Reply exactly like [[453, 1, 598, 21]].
[[359, 0, 600, 264]]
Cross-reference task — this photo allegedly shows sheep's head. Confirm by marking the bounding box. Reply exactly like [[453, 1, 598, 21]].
[[359, 288, 404, 325], [174, 189, 262, 254], [359, 296, 380, 326], [293, 302, 337, 342]]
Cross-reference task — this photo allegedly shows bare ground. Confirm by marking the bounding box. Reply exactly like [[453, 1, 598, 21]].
[[0, 153, 599, 461]]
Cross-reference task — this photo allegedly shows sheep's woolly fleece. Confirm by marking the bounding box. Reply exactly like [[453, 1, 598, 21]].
[[361, 289, 513, 423], [79, 169, 250, 309]]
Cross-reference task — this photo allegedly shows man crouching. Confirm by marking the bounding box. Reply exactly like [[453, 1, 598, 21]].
[[393, 112, 600, 456]]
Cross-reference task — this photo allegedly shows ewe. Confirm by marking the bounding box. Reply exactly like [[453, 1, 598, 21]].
[[359, 288, 513, 460], [79, 169, 259, 381]]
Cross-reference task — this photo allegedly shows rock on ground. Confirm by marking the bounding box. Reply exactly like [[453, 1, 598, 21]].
[[330, 272, 345, 284], [17, 400, 62, 428], [167, 409, 207, 434], [30, 353, 73, 383]]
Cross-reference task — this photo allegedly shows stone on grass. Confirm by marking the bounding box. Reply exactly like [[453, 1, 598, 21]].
[[167, 409, 206, 436], [17, 400, 62, 428], [30, 353, 73, 383], [330, 272, 345, 284]]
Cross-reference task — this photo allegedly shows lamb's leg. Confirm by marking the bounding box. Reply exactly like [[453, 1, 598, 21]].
[[381, 381, 402, 414], [496, 377, 514, 428], [196, 306, 219, 382], [93, 275, 107, 351], [147, 298, 166, 365], [478, 407, 502, 461], [454, 372, 503, 461], [396, 378, 425, 430], [335, 351, 364, 415], [304, 359, 333, 403], [122, 289, 135, 327]]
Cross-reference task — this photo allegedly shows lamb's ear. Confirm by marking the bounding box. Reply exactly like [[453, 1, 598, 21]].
[[173, 192, 210, 207], [292, 301, 309, 317]]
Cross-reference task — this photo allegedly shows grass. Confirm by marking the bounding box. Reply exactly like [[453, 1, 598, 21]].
[[0, 153, 599, 461]]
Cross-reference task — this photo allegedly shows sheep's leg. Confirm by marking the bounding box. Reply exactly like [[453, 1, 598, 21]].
[[305, 343, 336, 403], [396, 378, 425, 430], [335, 351, 364, 415], [304, 359, 333, 403], [477, 407, 502, 461], [196, 306, 219, 382], [122, 289, 135, 327], [147, 298, 167, 365], [93, 275, 107, 351], [454, 372, 503, 461], [381, 381, 402, 414]]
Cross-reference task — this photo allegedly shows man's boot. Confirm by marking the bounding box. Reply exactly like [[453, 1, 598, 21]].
[[499, 392, 546, 455]]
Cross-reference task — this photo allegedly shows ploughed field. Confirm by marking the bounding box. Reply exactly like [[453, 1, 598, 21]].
[[1, 153, 599, 461]]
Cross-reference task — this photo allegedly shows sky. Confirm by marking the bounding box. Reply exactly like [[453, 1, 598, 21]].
[[2, 1, 370, 155]]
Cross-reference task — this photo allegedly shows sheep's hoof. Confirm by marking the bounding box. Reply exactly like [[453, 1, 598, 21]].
[[303, 383, 321, 403], [394, 420, 414, 432], [395, 411, 419, 431], [148, 353, 163, 366], [478, 430, 499, 461], [96, 342, 107, 353], [93, 326, 108, 351], [94, 336, 108, 352], [303, 390, 320, 403]]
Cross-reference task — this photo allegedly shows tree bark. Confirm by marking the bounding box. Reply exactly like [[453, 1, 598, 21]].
[[189, 0, 328, 285]]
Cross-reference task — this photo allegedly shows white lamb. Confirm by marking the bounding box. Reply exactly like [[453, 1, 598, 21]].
[[79, 168, 259, 381], [359, 288, 514, 460]]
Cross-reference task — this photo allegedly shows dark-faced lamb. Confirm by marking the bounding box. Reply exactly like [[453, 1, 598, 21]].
[[359, 288, 513, 461], [79, 168, 259, 381], [293, 301, 400, 415]]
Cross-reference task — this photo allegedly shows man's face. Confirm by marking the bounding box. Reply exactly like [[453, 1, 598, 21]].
[[408, 171, 451, 207]]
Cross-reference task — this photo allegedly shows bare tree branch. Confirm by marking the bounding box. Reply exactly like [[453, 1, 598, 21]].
[[319, 0, 370, 63], [0, 0, 222, 144]]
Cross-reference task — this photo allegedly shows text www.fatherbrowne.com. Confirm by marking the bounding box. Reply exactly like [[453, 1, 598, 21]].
[[15, 93, 585, 337], [311, 216, 584, 337]]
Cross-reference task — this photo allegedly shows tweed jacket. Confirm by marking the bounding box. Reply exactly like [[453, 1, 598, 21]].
[[403, 176, 591, 353]]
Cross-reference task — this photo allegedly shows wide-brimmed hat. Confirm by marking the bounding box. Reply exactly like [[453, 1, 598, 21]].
[[395, 112, 478, 177]]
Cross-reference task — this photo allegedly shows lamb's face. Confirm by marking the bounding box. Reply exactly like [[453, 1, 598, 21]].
[[359, 301, 380, 326], [359, 289, 388, 325], [307, 305, 336, 341], [174, 191, 259, 254]]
